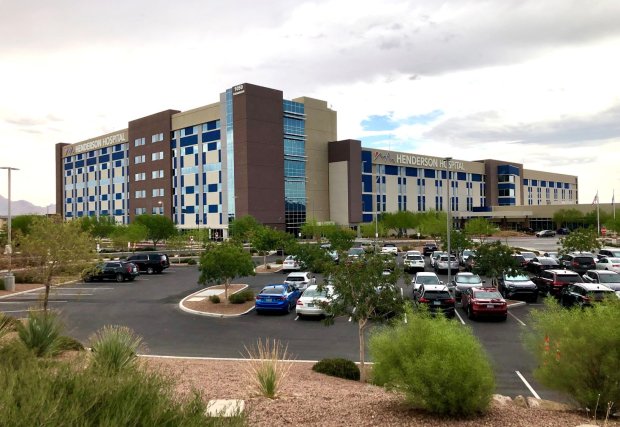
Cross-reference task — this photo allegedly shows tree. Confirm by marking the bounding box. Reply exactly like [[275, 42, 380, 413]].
[[464, 218, 495, 243], [300, 218, 322, 241], [359, 221, 386, 239], [553, 208, 583, 229], [472, 241, 519, 287], [165, 233, 187, 263], [319, 253, 404, 382], [440, 229, 472, 257], [286, 241, 333, 274], [323, 225, 356, 253], [133, 214, 176, 248], [111, 223, 148, 251], [198, 242, 255, 300], [418, 211, 447, 242], [79, 215, 117, 241], [228, 215, 260, 243], [10, 214, 39, 239], [559, 228, 601, 255], [381, 211, 417, 237], [18, 217, 94, 311], [251, 226, 287, 267]]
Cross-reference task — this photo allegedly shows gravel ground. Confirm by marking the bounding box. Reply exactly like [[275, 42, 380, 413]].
[[144, 357, 616, 427]]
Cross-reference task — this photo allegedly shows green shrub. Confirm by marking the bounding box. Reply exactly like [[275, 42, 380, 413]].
[[524, 298, 620, 412], [16, 311, 66, 357], [312, 358, 360, 381], [89, 325, 144, 375], [57, 336, 85, 352], [228, 292, 247, 304], [243, 338, 292, 398], [0, 313, 18, 340], [187, 258, 197, 265], [370, 307, 495, 416], [209, 294, 221, 304], [13, 270, 38, 284], [0, 277, 4, 290], [237, 289, 255, 302]]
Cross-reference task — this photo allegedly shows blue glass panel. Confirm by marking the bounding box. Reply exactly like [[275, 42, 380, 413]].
[[498, 183, 515, 190], [361, 150, 371, 162], [385, 165, 398, 175], [405, 167, 417, 177], [180, 135, 198, 147], [208, 183, 218, 192], [184, 126, 194, 135], [64, 163, 73, 170], [207, 142, 217, 151], [541, 180, 547, 187], [111, 152, 123, 161], [457, 172, 466, 181], [75, 160, 84, 167], [184, 206, 195, 214], [564, 183, 569, 189], [472, 174, 482, 182], [206, 120, 218, 131], [86, 158, 96, 166], [208, 205, 218, 213], [523, 179, 529, 186], [424, 169, 435, 178], [98, 155, 109, 163], [362, 194, 373, 212], [202, 130, 221, 142], [363, 213, 374, 223]]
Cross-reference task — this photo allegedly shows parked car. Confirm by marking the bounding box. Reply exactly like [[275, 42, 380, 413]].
[[82, 261, 139, 283], [582, 270, 620, 295], [255, 284, 302, 314], [430, 251, 446, 268], [463, 255, 476, 272], [411, 272, 442, 292], [403, 251, 425, 273], [556, 228, 570, 235], [559, 253, 596, 275], [498, 273, 538, 302], [347, 247, 365, 261], [526, 256, 560, 275], [559, 283, 615, 308], [531, 269, 583, 296], [380, 243, 398, 256], [284, 272, 316, 292], [599, 248, 620, 258], [511, 254, 527, 269], [461, 287, 507, 321], [543, 251, 559, 261], [296, 285, 335, 317], [434, 254, 459, 274], [320, 244, 339, 263], [126, 253, 170, 274], [535, 230, 556, 238], [423, 242, 438, 257], [452, 272, 485, 300], [519, 252, 537, 263], [282, 255, 302, 272], [460, 249, 475, 266], [414, 284, 455, 318], [596, 257, 620, 273]]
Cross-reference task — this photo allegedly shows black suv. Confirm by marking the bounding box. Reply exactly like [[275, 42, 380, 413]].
[[423, 243, 438, 257], [126, 253, 170, 274], [83, 261, 139, 283], [559, 254, 596, 275]]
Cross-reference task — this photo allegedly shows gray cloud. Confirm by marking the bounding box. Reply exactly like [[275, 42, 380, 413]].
[[424, 103, 620, 147]]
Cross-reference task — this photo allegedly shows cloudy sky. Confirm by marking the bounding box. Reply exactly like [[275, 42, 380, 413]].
[[1, 0, 619, 208]]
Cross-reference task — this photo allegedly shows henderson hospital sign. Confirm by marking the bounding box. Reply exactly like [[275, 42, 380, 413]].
[[373, 151, 466, 171]]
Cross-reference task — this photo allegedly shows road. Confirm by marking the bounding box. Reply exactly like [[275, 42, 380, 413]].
[[0, 258, 567, 402]]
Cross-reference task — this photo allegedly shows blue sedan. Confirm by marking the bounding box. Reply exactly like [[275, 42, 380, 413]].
[[255, 284, 302, 314]]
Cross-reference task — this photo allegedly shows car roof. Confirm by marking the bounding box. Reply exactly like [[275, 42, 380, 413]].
[[286, 271, 309, 277], [456, 272, 475, 276], [471, 287, 502, 293], [261, 284, 287, 291], [578, 283, 614, 291], [416, 272, 438, 277], [546, 269, 579, 274], [588, 269, 619, 275]]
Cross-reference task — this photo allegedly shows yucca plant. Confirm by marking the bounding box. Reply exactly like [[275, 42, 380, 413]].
[[0, 313, 18, 340], [89, 325, 144, 375], [16, 310, 65, 357], [243, 338, 293, 398]]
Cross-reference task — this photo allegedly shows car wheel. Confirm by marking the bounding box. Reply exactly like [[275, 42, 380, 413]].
[[115, 273, 124, 283], [255, 309, 262, 315], [146, 267, 154, 275], [501, 315, 508, 322]]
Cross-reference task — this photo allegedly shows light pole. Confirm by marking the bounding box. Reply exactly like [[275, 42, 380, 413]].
[[1, 166, 18, 291], [444, 158, 452, 289]]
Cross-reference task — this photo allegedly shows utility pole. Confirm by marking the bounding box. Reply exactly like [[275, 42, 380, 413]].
[[444, 158, 452, 289], [1, 166, 19, 291]]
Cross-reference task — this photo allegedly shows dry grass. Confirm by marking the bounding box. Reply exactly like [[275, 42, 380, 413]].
[[242, 338, 294, 399]]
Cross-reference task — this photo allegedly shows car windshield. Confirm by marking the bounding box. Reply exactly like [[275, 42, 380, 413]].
[[557, 274, 582, 283], [348, 248, 364, 255], [456, 275, 482, 284], [302, 288, 328, 298], [417, 276, 440, 285], [424, 290, 451, 299], [406, 255, 423, 260], [597, 274, 620, 284], [521, 253, 535, 259], [474, 291, 502, 299], [505, 274, 530, 281], [575, 257, 594, 263], [260, 287, 285, 295], [383, 244, 395, 247], [463, 250, 474, 256], [286, 276, 305, 282]]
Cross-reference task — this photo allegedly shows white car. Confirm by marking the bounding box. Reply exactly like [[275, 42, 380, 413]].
[[282, 255, 301, 272], [430, 251, 446, 268], [411, 272, 442, 292], [284, 271, 316, 292], [434, 255, 459, 274], [380, 243, 398, 256], [403, 251, 425, 273], [296, 285, 335, 317], [460, 249, 475, 266], [596, 257, 620, 273]]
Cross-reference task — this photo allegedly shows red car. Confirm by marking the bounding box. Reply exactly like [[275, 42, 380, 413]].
[[461, 287, 507, 321]]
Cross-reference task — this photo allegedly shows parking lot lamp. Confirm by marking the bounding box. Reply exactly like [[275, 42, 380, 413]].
[[1, 166, 18, 291], [444, 158, 452, 288]]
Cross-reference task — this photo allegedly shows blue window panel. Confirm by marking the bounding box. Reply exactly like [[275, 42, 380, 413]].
[[208, 183, 218, 192], [77, 197, 83, 203], [180, 156, 184, 168], [111, 152, 123, 161], [206, 120, 218, 131], [362, 194, 373, 212], [184, 146, 195, 155], [184, 206, 195, 214], [208, 142, 217, 151], [564, 183, 570, 189], [457, 172, 466, 181], [64, 163, 73, 170], [114, 209, 123, 216], [219, 193, 222, 204], [523, 179, 529, 186], [385, 165, 398, 175], [362, 175, 372, 193], [218, 150, 221, 163], [363, 213, 373, 223], [498, 183, 515, 190], [186, 186, 195, 194], [202, 130, 221, 143], [203, 194, 207, 205], [86, 158, 96, 166], [362, 150, 372, 162], [208, 205, 218, 213], [471, 174, 482, 182], [180, 135, 198, 147], [101, 148, 108, 154], [88, 196, 95, 202], [170, 140, 177, 148], [99, 154, 110, 163], [184, 126, 194, 135], [181, 195, 185, 206], [362, 160, 372, 173], [424, 169, 435, 178], [101, 210, 109, 216], [195, 153, 199, 164], [397, 177, 401, 185], [541, 180, 547, 187], [115, 193, 122, 200], [101, 195, 108, 201], [75, 160, 84, 168], [173, 158, 177, 168], [405, 167, 417, 177]]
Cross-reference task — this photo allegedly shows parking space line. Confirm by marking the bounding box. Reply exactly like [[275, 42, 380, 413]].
[[454, 309, 466, 325], [508, 311, 526, 326], [1, 309, 44, 313], [294, 315, 299, 321], [515, 370, 541, 399]]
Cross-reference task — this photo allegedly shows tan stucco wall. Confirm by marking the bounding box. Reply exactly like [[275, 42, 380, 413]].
[[171, 102, 220, 130], [329, 161, 349, 225]]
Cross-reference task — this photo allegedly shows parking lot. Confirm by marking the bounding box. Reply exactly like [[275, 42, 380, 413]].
[[0, 253, 566, 402]]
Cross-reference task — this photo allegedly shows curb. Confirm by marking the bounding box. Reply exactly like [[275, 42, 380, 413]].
[[179, 284, 255, 318], [506, 301, 527, 309], [254, 264, 283, 274], [0, 279, 79, 300]]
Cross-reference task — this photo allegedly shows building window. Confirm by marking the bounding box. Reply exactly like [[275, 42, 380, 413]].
[[134, 155, 145, 164], [152, 188, 165, 197], [135, 190, 146, 199], [134, 138, 145, 147], [135, 207, 146, 215], [135, 173, 146, 181], [152, 170, 164, 179], [151, 151, 164, 161], [151, 133, 164, 143]]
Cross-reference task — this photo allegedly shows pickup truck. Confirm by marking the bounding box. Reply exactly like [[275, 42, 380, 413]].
[[380, 243, 398, 256]]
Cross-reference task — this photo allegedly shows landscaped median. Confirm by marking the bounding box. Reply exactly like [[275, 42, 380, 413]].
[[180, 284, 255, 318]]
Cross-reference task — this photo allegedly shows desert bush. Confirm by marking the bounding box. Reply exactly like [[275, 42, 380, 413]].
[[13, 270, 38, 284], [237, 289, 255, 301], [186, 258, 197, 265], [312, 358, 360, 381], [228, 292, 246, 304], [89, 325, 144, 375], [16, 311, 66, 357], [0, 313, 18, 340], [209, 294, 221, 304], [370, 307, 495, 416], [524, 298, 620, 411], [243, 338, 293, 398]]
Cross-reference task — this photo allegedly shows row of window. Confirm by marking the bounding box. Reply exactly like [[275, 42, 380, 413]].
[[135, 189, 165, 198], [134, 133, 164, 147]]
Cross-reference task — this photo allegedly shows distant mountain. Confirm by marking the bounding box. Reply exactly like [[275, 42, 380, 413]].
[[0, 195, 55, 216]]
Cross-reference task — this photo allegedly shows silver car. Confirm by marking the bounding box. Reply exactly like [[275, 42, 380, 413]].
[[296, 285, 335, 317], [452, 272, 484, 299], [284, 272, 316, 292], [434, 255, 459, 274]]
